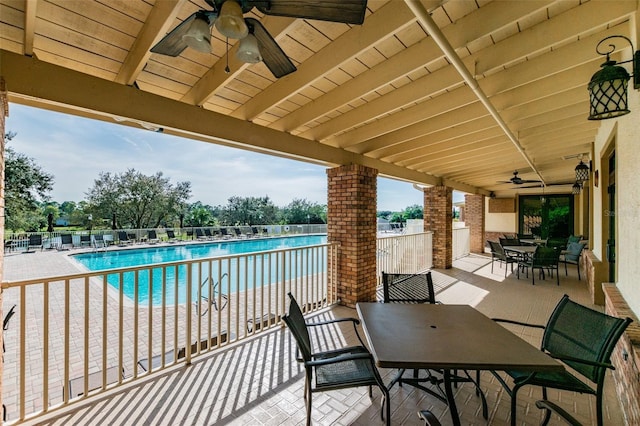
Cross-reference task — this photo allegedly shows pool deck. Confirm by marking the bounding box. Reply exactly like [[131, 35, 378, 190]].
[[2, 246, 628, 425]]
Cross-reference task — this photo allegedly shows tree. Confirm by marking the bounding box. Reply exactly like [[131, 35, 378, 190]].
[[281, 198, 326, 224], [4, 132, 55, 231], [86, 169, 191, 229], [221, 196, 278, 225]]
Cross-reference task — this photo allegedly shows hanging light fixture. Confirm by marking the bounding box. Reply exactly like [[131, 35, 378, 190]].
[[215, 0, 248, 39], [182, 12, 213, 53], [575, 159, 590, 183], [236, 33, 262, 63], [572, 182, 582, 195], [588, 35, 640, 120]]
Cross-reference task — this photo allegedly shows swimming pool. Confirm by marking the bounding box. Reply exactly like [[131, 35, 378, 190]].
[[73, 235, 328, 305]]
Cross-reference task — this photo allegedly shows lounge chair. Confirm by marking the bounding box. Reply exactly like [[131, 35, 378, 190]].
[[490, 295, 632, 426], [58, 234, 74, 250], [26, 234, 43, 252], [203, 228, 216, 239], [198, 273, 228, 315], [219, 228, 231, 239], [166, 229, 178, 243], [91, 234, 107, 250], [251, 226, 260, 237], [147, 230, 160, 244], [79, 235, 92, 248], [117, 231, 132, 246], [233, 227, 244, 238], [195, 228, 208, 240], [282, 292, 390, 426]]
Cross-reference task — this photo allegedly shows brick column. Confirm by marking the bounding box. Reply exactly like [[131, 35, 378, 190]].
[[423, 186, 452, 269], [0, 77, 8, 410], [465, 194, 485, 253], [327, 164, 377, 307]]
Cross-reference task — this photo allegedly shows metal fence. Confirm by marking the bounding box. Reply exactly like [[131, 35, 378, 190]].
[[1, 242, 338, 423]]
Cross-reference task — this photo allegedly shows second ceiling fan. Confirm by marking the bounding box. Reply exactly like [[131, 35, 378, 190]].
[[151, 0, 368, 78]]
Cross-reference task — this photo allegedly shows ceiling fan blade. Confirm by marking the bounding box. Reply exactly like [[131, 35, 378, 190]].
[[253, 0, 368, 25], [246, 18, 296, 78], [151, 13, 197, 57]]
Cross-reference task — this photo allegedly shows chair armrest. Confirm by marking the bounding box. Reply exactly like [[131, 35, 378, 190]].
[[549, 353, 615, 370], [306, 351, 373, 367], [307, 317, 368, 347], [491, 318, 546, 329]]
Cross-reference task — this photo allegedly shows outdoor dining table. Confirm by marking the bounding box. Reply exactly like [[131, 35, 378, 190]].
[[356, 302, 564, 426], [503, 245, 538, 256]]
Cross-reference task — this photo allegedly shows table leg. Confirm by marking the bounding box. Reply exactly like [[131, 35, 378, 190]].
[[444, 369, 460, 426]]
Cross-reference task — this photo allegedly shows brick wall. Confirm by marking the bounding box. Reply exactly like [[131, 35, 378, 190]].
[[326, 165, 377, 307], [603, 283, 640, 425], [464, 194, 484, 254], [423, 186, 452, 269], [1, 77, 7, 415]]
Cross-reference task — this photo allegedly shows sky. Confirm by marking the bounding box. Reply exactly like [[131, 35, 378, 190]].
[[6, 103, 461, 211]]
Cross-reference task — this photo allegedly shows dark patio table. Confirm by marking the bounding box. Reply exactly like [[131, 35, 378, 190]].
[[356, 302, 563, 426]]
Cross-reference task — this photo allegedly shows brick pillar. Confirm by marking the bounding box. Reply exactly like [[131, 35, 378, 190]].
[[465, 194, 485, 253], [0, 77, 8, 411], [423, 186, 452, 269], [327, 164, 377, 307]]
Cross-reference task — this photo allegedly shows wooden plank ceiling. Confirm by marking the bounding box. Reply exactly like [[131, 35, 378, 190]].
[[1, 0, 637, 196]]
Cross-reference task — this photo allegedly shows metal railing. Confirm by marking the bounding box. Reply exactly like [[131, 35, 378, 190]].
[[376, 232, 433, 284], [1, 242, 338, 423]]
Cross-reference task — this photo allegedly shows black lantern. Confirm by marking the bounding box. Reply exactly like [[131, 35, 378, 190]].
[[572, 182, 582, 195], [588, 35, 640, 120], [575, 160, 590, 183]]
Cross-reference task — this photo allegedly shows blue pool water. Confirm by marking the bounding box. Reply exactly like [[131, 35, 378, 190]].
[[73, 235, 327, 305]]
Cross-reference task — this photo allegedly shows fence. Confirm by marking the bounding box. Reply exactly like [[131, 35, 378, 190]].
[[376, 232, 433, 284], [452, 227, 471, 260], [1, 242, 338, 423]]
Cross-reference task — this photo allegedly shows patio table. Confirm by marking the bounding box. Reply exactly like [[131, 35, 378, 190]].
[[356, 302, 563, 426]]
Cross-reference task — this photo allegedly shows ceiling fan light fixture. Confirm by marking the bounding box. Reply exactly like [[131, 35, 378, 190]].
[[182, 12, 212, 53], [236, 33, 262, 63], [216, 1, 249, 39]]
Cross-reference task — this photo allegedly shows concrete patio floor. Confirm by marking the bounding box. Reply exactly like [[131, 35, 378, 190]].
[[5, 250, 626, 425]]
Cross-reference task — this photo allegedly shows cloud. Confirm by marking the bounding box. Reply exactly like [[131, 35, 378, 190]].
[[6, 104, 458, 211]]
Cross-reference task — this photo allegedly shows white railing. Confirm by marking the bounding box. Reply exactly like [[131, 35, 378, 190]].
[[452, 227, 471, 260], [376, 232, 433, 284], [1, 242, 338, 423]]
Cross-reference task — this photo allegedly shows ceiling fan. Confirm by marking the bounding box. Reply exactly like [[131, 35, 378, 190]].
[[151, 0, 368, 78], [498, 170, 542, 186]]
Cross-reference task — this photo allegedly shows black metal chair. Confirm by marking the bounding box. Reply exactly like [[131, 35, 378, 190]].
[[535, 400, 583, 426], [26, 234, 43, 252], [559, 242, 586, 280], [517, 246, 561, 285], [488, 241, 518, 277], [490, 294, 632, 426], [418, 410, 442, 426], [381, 271, 437, 303], [282, 292, 390, 426]]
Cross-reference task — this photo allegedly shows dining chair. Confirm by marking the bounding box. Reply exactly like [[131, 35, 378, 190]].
[[488, 241, 518, 277], [517, 246, 560, 285], [381, 271, 437, 303], [559, 242, 586, 280], [282, 292, 390, 426], [490, 294, 632, 426]]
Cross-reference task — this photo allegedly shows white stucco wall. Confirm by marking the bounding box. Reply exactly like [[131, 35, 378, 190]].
[[592, 82, 640, 316], [485, 201, 517, 233]]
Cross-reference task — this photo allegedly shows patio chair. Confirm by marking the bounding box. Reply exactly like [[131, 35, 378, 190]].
[[488, 241, 518, 277], [418, 410, 442, 426], [499, 237, 521, 247], [195, 228, 208, 240], [166, 229, 178, 243], [203, 228, 216, 239], [490, 294, 632, 426], [147, 230, 160, 244], [26, 234, 43, 252], [559, 242, 586, 280], [91, 234, 107, 249], [117, 231, 132, 246], [517, 246, 561, 285], [80, 235, 92, 247], [3, 304, 16, 355], [535, 400, 582, 426], [567, 235, 582, 244], [198, 273, 228, 315], [381, 272, 437, 304], [219, 228, 232, 239], [282, 292, 390, 426], [58, 233, 73, 250]]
